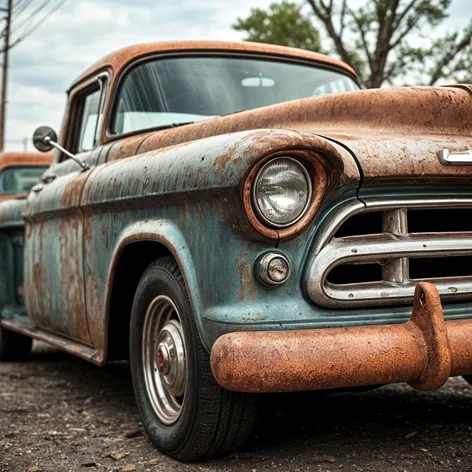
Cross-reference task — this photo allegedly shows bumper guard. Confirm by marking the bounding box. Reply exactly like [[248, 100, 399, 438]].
[[210, 282, 472, 393]]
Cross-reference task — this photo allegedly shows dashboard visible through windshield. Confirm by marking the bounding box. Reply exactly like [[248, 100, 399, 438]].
[[111, 56, 359, 136]]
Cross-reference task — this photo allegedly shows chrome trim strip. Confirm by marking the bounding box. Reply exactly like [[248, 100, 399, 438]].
[[306, 197, 472, 308]]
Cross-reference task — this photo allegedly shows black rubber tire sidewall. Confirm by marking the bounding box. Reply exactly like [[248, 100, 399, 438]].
[[129, 259, 201, 459]]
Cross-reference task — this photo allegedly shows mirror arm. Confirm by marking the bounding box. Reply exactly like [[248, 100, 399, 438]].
[[44, 136, 89, 171]]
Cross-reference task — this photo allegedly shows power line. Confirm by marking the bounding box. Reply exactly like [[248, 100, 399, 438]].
[[10, 0, 58, 43], [13, 0, 33, 16], [0, 0, 69, 150], [11, 0, 68, 48]]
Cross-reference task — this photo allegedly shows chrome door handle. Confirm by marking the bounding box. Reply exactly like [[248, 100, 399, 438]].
[[41, 173, 57, 184], [31, 183, 44, 193], [438, 149, 472, 166]]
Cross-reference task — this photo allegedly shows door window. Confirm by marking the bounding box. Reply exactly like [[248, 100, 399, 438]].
[[77, 88, 102, 153]]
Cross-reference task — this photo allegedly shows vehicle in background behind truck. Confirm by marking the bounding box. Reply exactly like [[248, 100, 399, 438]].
[[0, 152, 52, 202]]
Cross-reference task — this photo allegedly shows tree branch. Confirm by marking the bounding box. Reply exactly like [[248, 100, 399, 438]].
[[393, 0, 418, 30], [390, 14, 422, 49], [306, 0, 355, 70], [339, 0, 347, 36], [428, 28, 472, 85], [346, 5, 373, 69]]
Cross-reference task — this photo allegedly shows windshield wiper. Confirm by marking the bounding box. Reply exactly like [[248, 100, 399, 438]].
[[220, 110, 244, 117], [150, 121, 196, 132], [171, 121, 196, 127]]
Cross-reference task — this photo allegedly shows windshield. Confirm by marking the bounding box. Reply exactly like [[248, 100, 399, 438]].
[[112, 56, 359, 135], [0, 166, 47, 194]]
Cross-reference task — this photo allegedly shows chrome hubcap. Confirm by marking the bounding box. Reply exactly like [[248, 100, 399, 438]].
[[142, 295, 187, 425]]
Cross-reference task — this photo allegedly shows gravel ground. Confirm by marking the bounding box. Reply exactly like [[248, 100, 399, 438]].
[[1, 342, 472, 472]]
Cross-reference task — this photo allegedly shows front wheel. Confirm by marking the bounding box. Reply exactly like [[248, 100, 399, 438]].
[[129, 257, 258, 462]]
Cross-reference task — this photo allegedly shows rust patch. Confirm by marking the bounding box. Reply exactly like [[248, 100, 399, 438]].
[[407, 283, 451, 390], [102, 223, 109, 248], [236, 257, 257, 303], [211, 282, 470, 393], [213, 142, 240, 170], [59, 214, 91, 343], [0, 151, 52, 173], [214, 153, 232, 170]]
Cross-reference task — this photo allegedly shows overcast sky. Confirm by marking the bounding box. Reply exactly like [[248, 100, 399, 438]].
[[5, 0, 472, 151]]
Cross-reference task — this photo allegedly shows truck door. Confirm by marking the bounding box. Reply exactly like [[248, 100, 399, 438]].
[[23, 74, 108, 344]]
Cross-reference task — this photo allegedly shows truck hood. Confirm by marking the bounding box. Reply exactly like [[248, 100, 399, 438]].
[[136, 85, 472, 184]]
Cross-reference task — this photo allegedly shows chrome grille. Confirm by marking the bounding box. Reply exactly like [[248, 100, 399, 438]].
[[306, 198, 472, 308]]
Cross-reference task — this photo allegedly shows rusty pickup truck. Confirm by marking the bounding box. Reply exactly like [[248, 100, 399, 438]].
[[1, 40, 472, 461]]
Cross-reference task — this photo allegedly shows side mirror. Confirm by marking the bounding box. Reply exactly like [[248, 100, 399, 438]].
[[33, 126, 57, 152], [31, 126, 89, 171]]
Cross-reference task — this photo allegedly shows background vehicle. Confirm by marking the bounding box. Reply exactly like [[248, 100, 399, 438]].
[[0, 151, 51, 328], [0, 41, 472, 462], [0, 151, 51, 202]]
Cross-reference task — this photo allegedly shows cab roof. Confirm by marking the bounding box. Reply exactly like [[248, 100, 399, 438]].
[[72, 40, 357, 89]]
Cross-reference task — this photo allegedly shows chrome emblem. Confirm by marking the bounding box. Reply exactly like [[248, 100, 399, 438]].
[[438, 148, 472, 166]]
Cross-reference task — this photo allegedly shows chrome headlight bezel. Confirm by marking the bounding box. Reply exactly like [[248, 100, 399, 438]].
[[252, 156, 313, 229]]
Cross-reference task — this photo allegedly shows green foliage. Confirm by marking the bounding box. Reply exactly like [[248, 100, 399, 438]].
[[233, 1, 322, 52]]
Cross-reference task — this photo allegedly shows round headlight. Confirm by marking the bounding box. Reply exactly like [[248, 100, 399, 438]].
[[253, 157, 312, 228]]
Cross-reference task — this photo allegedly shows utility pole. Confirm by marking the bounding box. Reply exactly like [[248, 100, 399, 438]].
[[0, 0, 12, 152]]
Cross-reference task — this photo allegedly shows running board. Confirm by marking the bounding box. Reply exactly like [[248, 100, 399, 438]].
[[1, 319, 103, 366]]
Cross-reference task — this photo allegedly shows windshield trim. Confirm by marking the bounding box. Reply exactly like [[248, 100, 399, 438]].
[[105, 51, 360, 144]]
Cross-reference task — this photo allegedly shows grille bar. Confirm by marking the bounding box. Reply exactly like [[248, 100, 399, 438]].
[[306, 198, 472, 308]]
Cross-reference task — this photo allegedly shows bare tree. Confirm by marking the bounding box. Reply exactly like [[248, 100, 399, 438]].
[[305, 0, 472, 88]]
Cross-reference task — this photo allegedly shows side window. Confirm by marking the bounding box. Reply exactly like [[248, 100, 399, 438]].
[[77, 88, 102, 153]]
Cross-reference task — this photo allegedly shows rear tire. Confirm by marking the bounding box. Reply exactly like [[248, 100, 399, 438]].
[[129, 257, 258, 462], [0, 326, 32, 361]]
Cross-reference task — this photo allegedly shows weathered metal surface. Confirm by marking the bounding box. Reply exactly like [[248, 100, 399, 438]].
[[0, 151, 52, 172], [0, 198, 25, 229], [210, 283, 470, 393], [0, 318, 101, 364], [23, 154, 99, 345], [113, 86, 470, 186], [80, 129, 359, 356], [72, 40, 357, 91]]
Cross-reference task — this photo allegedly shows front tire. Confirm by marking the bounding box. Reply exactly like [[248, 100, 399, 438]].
[[130, 257, 258, 462], [0, 326, 32, 361]]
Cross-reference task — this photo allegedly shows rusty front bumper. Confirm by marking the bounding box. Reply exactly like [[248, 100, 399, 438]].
[[210, 283, 472, 393]]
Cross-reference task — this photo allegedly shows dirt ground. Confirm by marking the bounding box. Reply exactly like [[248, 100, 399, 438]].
[[0, 342, 471, 472]]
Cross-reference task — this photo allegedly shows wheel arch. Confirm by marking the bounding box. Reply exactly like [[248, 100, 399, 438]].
[[103, 220, 204, 361]]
